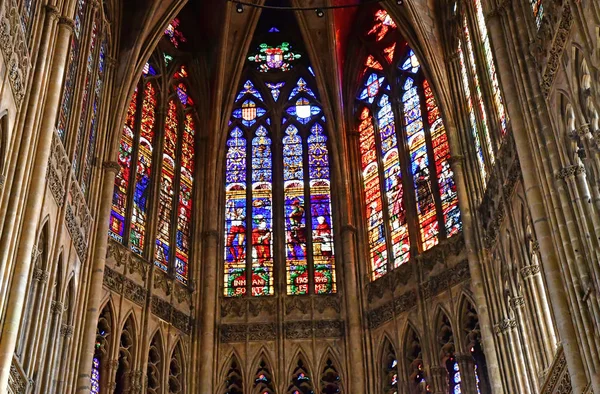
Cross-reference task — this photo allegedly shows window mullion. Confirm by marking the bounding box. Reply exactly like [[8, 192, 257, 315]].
[[245, 124, 253, 297], [301, 124, 315, 295], [392, 81, 421, 256]]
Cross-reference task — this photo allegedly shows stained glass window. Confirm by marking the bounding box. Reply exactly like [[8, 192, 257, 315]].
[[109, 56, 197, 285], [530, 0, 543, 28], [224, 27, 336, 297], [91, 356, 100, 393], [358, 9, 461, 280], [473, 0, 508, 135], [21, 0, 37, 42], [56, 0, 86, 141], [450, 360, 462, 394], [164, 18, 186, 48]]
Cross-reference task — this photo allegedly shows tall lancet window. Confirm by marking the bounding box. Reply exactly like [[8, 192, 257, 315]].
[[455, 0, 508, 186], [530, 0, 543, 28], [108, 46, 197, 284], [356, 8, 461, 280], [224, 17, 336, 297]]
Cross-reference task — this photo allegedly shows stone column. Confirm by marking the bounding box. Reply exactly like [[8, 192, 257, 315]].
[[198, 230, 219, 394], [340, 224, 366, 393], [0, 16, 73, 391], [429, 365, 448, 394], [75, 161, 119, 393], [38, 300, 64, 392], [444, 51, 504, 392], [456, 354, 478, 394], [54, 324, 74, 393], [0, 4, 59, 310], [483, 5, 589, 392]]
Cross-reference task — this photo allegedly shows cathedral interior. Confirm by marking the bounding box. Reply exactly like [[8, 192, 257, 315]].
[[0, 0, 598, 392]]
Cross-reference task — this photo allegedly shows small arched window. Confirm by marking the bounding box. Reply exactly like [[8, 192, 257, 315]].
[[108, 53, 197, 285], [223, 16, 336, 297], [356, 8, 461, 280], [530, 0, 544, 28]]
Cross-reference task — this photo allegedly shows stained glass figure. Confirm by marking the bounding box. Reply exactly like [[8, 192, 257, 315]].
[[248, 42, 301, 72], [143, 62, 157, 76], [473, 0, 508, 135], [155, 100, 178, 272], [130, 82, 158, 255], [164, 18, 186, 48], [224, 24, 336, 297], [358, 9, 462, 280]]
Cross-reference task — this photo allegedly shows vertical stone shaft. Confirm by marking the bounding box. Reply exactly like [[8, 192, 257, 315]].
[[340, 225, 366, 393], [198, 230, 218, 394], [74, 162, 119, 392], [0, 18, 73, 391], [0, 5, 58, 313], [483, 4, 590, 392]]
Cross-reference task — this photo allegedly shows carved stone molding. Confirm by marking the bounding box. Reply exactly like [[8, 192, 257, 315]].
[[103, 266, 124, 292], [494, 317, 517, 334], [285, 296, 310, 315], [57, 16, 75, 30], [248, 297, 276, 316], [510, 296, 525, 309], [32, 267, 48, 283], [60, 324, 74, 338], [151, 296, 172, 322], [47, 132, 69, 207], [65, 181, 92, 263], [540, 3, 573, 97], [174, 283, 192, 304], [102, 161, 120, 173], [50, 300, 64, 315], [421, 260, 470, 299], [367, 290, 418, 329], [153, 270, 173, 295], [221, 298, 245, 318], [0, 0, 31, 106], [521, 264, 541, 279], [541, 346, 571, 394], [314, 295, 341, 313], [123, 278, 146, 306], [555, 164, 585, 180], [8, 360, 27, 394]]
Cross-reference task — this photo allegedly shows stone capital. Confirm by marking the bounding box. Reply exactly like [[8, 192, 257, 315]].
[[51, 300, 65, 315], [44, 4, 60, 18], [58, 16, 75, 31], [102, 161, 121, 174], [521, 264, 540, 279], [510, 296, 525, 309], [494, 317, 517, 334], [33, 267, 49, 283], [61, 324, 74, 338]]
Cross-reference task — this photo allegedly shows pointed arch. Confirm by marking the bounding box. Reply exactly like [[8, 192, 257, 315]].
[[286, 351, 315, 394], [223, 13, 337, 297], [380, 335, 400, 394], [115, 315, 137, 392], [147, 331, 164, 394], [251, 350, 276, 394], [91, 301, 115, 394], [351, 6, 462, 281], [434, 307, 460, 393], [223, 352, 244, 394], [403, 322, 428, 393], [318, 349, 343, 394], [168, 340, 186, 393]]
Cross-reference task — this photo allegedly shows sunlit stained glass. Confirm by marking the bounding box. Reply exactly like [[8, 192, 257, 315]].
[[464, 18, 495, 170], [56, 0, 86, 140], [224, 127, 248, 297], [365, 55, 383, 71], [164, 18, 186, 48], [458, 42, 487, 184], [224, 26, 336, 296], [368, 9, 397, 41], [424, 80, 461, 236], [452, 361, 462, 394], [251, 126, 274, 296], [531, 0, 543, 27], [248, 42, 301, 72], [175, 114, 195, 283], [358, 9, 462, 280], [155, 100, 178, 272], [130, 82, 157, 255], [91, 357, 100, 394], [473, 0, 508, 135], [308, 123, 336, 294], [402, 78, 438, 250], [176, 83, 194, 106], [82, 40, 107, 196], [109, 89, 138, 242]]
